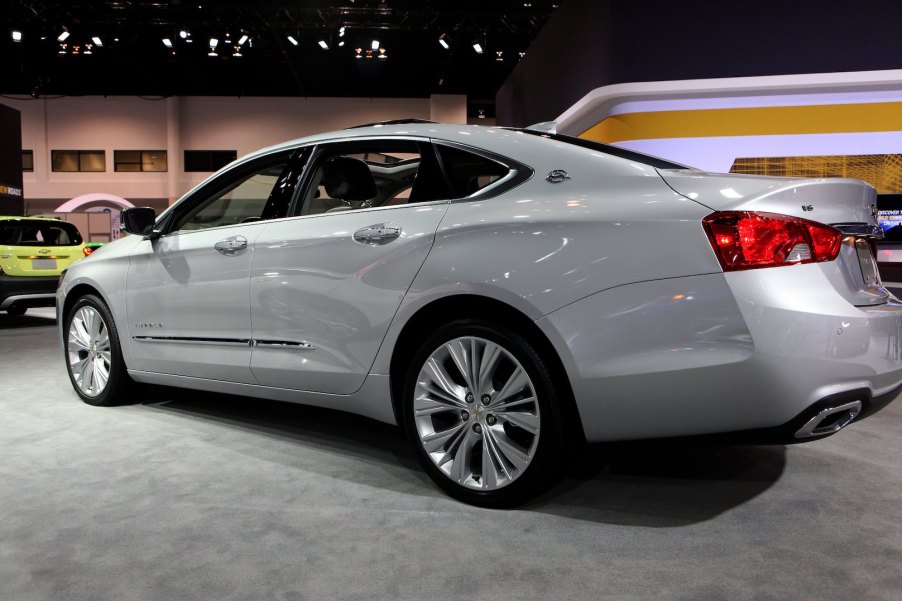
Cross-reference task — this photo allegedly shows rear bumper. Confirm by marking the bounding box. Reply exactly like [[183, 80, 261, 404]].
[[540, 264, 902, 443], [0, 274, 60, 310]]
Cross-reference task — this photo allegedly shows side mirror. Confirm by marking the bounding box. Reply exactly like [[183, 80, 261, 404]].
[[120, 207, 158, 238]]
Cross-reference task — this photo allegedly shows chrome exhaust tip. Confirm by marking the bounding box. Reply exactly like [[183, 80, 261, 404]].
[[794, 400, 862, 439]]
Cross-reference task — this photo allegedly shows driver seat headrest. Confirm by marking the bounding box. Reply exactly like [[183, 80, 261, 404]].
[[322, 156, 377, 202]]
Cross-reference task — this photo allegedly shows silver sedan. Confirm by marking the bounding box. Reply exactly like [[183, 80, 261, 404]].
[[58, 120, 902, 506]]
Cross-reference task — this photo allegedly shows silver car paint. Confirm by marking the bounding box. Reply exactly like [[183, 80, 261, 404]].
[[249, 202, 447, 394], [127, 223, 264, 383], [58, 123, 902, 442], [658, 170, 877, 224]]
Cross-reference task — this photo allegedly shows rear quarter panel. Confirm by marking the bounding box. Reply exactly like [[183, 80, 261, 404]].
[[371, 143, 720, 374]]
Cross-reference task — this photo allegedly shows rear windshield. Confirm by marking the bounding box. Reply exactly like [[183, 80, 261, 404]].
[[519, 129, 689, 170], [0, 220, 84, 246]]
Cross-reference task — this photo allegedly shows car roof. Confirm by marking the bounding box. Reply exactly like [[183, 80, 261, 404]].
[[245, 123, 544, 162]]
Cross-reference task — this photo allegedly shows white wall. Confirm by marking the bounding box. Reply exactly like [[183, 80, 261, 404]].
[[0, 94, 467, 208]]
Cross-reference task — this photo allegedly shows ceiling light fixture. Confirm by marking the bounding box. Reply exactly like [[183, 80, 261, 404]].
[[238, 34, 248, 46], [318, 40, 328, 50], [371, 39, 379, 50], [91, 36, 103, 46], [472, 41, 483, 54], [438, 34, 450, 49], [179, 30, 188, 39], [338, 40, 345, 47], [287, 35, 299, 46], [57, 30, 70, 42], [209, 37, 218, 48], [354, 47, 362, 58], [339, 26, 346, 37], [162, 38, 173, 48], [12, 30, 22, 42], [378, 47, 387, 59], [496, 50, 503, 61]]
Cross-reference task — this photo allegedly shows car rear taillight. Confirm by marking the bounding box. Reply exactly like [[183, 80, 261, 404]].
[[703, 211, 842, 272], [83, 247, 94, 256]]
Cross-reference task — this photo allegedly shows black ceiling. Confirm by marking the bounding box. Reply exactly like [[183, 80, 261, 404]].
[[3, 1, 557, 116]]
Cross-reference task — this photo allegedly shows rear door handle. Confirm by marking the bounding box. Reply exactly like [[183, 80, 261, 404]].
[[353, 223, 402, 246], [214, 236, 248, 255]]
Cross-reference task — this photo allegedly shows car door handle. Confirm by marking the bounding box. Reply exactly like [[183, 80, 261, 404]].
[[353, 223, 402, 246], [214, 236, 248, 255]]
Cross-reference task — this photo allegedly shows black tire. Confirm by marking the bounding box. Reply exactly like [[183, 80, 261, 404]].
[[63, 294, 136, 406], [6, 306, 26, 316], [402, 319, 564, 507]]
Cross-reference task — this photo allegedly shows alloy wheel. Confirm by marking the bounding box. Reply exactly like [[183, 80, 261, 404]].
[[413, 336, 541, 491], [67, 306, 112, 397]]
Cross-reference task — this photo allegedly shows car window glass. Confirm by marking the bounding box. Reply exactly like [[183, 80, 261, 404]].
[[172, 161, 288, 232], [436, 145, 510, 198], [0, 221, 82, 246], [298, 141, 451, 216]]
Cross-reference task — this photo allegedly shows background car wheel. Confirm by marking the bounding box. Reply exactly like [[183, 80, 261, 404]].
[[64, 294, 135, 406], [402, 319, 564, 507], [6, 307, 26, 316]]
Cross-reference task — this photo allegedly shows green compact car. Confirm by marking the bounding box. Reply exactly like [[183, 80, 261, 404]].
[[0, 216, 89, 316]]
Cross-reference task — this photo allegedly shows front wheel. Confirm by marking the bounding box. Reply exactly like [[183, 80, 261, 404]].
[[402, 320, 564, 507], [64, 294, 134, 406]]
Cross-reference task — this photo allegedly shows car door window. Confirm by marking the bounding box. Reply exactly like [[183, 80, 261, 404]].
[[435, 144, 511, 199], [297, 141, 452, 216], [171, 157, 292, 232]]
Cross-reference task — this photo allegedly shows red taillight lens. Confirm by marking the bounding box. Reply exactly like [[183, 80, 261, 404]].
[[703, 211, 842, 271], [83, 247, 94, 256]]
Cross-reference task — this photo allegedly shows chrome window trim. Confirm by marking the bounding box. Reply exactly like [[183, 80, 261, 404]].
[[430, 139, 534, 203]]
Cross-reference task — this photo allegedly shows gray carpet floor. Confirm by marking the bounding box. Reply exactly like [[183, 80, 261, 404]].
[[1, 308, 900, 601]]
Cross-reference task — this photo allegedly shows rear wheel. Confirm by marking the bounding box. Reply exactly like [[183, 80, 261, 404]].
[[64, 295, 134, 406], [402, 320, 564, 507], [6, 307, 26, 316]]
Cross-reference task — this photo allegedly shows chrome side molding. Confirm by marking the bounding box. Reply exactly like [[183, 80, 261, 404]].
[[254, 340, 316, 350], [132, 336, 316, 350], [132, 336, 252, 347]]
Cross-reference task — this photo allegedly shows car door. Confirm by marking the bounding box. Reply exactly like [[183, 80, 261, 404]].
[[126, 150, 304, 383], [249, 139, 451, 394]]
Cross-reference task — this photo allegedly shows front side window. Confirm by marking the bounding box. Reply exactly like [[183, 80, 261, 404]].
[[0, 220, 83, 246], [297, 140, 451, 216], [171, 158, 290, 232]]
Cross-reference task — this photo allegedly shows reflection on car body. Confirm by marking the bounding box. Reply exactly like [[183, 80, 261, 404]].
[[58, 120, 902, 506]]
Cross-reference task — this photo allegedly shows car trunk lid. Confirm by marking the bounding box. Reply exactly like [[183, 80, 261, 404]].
[[658, 170, 886, 306]]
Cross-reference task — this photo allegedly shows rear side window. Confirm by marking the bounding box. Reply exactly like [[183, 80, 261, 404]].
[[297, 140, 452, 216], [0, 220, 83, 246], [435, 145, 511, 198]]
